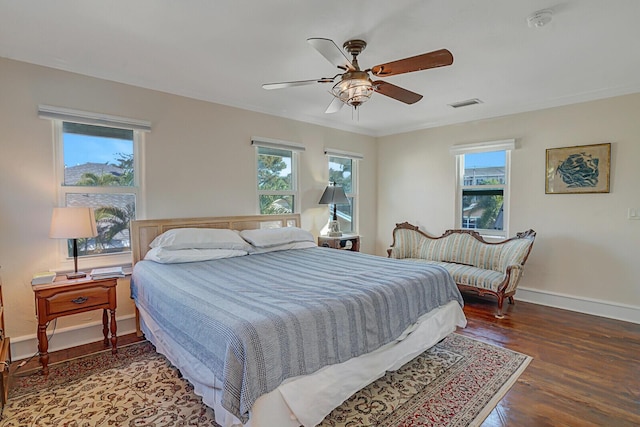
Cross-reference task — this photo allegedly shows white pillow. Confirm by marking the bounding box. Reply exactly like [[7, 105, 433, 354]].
[[144, 247, 248, 264], [240, 227, 314, 248], [149, 228, 252, 251], [249, 241, 317, 254]]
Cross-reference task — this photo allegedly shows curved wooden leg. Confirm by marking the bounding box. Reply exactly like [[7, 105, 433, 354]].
[[495, 295, 505, 319], [508, 296, 515, 305]]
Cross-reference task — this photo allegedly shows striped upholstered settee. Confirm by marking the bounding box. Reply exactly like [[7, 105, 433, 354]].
[[387, 222, 536, 318]]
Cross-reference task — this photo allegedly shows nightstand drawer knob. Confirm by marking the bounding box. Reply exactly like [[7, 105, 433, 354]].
[[71, 296, 89, 304]]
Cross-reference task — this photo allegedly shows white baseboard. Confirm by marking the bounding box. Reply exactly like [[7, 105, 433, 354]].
[[10, 314, 138, 361], [517, 287, 640, 324]]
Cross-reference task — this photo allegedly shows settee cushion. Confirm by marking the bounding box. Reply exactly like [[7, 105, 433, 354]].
[[404, 259, 506, 292], [396, 229, 504, 271]]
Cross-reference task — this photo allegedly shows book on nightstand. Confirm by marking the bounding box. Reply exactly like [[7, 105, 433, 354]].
[[90, 266, 125, 279], [31, 271, 56, 285]]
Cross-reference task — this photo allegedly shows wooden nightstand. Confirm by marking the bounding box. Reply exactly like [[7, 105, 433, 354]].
[[33, 276, 118, 375], [318, 235, 360, 252]]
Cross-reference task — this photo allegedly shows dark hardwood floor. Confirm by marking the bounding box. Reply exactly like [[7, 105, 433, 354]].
[[10, 332, 144, 374], [10, 297, 640, 426], [458, 294, 640, 427]]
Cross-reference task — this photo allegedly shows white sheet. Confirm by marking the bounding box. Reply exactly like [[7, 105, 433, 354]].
[[138, 300, 466, 427]]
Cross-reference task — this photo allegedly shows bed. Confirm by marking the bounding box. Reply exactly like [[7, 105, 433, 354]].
[[130, 214, 467, 427]]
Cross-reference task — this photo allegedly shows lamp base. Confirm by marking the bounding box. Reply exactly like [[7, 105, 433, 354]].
[[66, 271, 87, 279], [327, 220, 342, 237]]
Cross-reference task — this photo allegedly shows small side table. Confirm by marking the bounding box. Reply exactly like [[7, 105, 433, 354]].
[[318, 235, 360, 252], [33, 276, 118, 375]]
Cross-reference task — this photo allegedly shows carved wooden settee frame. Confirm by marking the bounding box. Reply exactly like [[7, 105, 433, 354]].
[[388, 222, 536, 318]]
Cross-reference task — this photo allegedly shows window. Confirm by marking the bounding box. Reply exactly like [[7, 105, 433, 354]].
[[40, 105, 149, 267], [253, 137, 304, 215], [326, 149, 361, 233], [452, 140, 513, 238]]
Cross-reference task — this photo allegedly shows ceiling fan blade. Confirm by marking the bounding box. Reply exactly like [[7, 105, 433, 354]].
[[307, 38, 355, 71], [262, 78, 334, 90], [370, 49, 453, 77], [373, 81, 423, 104], [325, 96, 344, 114]]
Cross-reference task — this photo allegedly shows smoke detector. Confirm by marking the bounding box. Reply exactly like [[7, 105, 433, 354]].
[[527, 9, 553, 28]]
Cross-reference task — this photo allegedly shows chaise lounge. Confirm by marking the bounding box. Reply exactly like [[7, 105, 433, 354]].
[[388, 222, 536, 318]]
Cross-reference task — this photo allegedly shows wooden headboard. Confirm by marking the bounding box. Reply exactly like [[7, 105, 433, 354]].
[[130, 214, 301, 265]]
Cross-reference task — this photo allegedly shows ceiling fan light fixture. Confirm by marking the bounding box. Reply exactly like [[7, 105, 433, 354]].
[[264, 38, 454, 112], [331, 73, 373, 108]]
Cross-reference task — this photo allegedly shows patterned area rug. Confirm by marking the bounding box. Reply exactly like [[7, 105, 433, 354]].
[[1, 334, 531, 427]]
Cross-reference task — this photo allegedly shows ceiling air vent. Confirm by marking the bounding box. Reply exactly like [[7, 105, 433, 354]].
[[448, 98, 483, 108]]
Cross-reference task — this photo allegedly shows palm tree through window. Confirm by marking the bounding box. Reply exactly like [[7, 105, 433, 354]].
[[61, 122, 137, 257]]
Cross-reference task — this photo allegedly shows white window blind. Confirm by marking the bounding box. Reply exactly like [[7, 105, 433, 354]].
[[449, 139, 515, 155], [251, 137, 305, 152], [38, 105, 151, 132], [324, 148, 364, 160]]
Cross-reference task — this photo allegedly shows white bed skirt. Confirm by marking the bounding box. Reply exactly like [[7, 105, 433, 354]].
[[138, 300, 466, 427]]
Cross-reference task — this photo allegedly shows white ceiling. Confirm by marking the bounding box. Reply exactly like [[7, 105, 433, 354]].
[[2, 0, 639, 137]]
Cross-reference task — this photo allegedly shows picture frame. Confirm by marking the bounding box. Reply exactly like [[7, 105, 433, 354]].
[[545, 143, 611, 194]]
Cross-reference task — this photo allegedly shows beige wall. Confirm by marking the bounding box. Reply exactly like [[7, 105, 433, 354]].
[[2, 55, 638, 352], [0, 58, 377, 342], [377, 93, 640, 313]]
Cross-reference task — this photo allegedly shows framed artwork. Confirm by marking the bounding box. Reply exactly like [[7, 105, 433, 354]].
[[545, 143, 611, 194]]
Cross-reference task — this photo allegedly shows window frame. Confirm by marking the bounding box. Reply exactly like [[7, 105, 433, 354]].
[[51, 118, 146, 270], [252, 137, 304, 215], [326, 149, 362, 234], [452, 140, 514, 238]]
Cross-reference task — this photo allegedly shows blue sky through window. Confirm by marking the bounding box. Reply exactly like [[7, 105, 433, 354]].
[[63, 134, 133, 166], [465, 151, 505, 168]]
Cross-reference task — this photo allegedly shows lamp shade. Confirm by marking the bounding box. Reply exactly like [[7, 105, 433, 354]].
[[49, 207, 98, 239], [318, 184, 350, 205]]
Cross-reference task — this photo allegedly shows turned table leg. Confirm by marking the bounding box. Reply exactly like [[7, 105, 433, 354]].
[[102, 309, 109, 347], [110, 309, 117, 354], [37, 323, 49, 375]]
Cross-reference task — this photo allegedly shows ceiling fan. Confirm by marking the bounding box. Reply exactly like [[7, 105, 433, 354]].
[[262, 38, 454, 114]]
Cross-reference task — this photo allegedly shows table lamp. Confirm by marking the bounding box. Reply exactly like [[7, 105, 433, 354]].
[[318, 182, 350, 237], [49, 207, 98, 279]]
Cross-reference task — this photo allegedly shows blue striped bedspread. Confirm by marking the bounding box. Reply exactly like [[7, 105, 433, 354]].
[[130, 246, 463, 423]]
